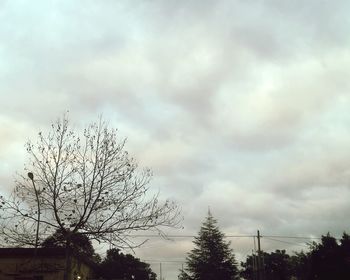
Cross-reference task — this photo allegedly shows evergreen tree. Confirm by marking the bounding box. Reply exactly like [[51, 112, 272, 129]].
[[179, 211, 239, 280]]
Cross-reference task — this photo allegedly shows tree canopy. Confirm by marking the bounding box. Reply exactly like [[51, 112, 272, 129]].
[[240, 232, 350, 280], [99, 248, 157, 280], [41, 228, 100, 262], [306, 233, 350, 279], [179, 211, 239, 280], [0, 115, 181, 249], [241, 249, 293, 280]]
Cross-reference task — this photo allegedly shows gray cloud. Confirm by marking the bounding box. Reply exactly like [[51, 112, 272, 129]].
[[1, 1, 350, 279]]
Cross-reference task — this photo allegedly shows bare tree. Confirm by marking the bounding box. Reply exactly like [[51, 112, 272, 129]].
[[0, 115, 181, 250]]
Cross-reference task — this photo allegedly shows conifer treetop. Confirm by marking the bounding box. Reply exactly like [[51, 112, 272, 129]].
[[180, 211, 239, 280]]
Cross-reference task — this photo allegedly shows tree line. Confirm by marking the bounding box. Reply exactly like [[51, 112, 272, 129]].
[[42, 214, 350, 280], [42, 228, 156, 280], [180, 213, 350, 280], [0, 115, 349, 280], [241, 232, 350, 280]]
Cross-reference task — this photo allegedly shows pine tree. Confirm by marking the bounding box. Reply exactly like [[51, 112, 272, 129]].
[[179, 211, 239, 280]]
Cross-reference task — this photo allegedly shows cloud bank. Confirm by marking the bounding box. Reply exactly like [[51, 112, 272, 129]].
[[1, 1, 350, 279]]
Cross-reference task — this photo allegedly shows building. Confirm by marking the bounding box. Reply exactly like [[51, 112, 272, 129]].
[[0, 248, 97, 280]]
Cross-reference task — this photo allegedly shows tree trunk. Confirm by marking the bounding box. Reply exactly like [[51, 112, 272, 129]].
[[64, 238, 72, 280]]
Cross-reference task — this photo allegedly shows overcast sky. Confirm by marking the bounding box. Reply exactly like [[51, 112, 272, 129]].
[[1, 1, 350, 279]]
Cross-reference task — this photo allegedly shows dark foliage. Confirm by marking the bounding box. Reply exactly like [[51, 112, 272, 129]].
[[241, 232, 350, 280], [99, 248, 157, 280], [241, 250, 292, 280], [41, 228, 100, 262], [306, 233, 350, 279]]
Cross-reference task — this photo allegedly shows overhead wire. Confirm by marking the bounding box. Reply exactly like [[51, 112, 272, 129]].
[[128, 234, 323, 240], [263, 237, 309, 247], [128, 234, 255, 238]]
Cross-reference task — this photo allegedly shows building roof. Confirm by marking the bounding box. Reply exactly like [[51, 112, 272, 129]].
[[0, 247, 99, 272], [0, 248, 66, 258]]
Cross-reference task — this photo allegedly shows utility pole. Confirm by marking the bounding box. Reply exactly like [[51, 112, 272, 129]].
[[28, 172, 40, 249], [257, 230, 261, 254], [252, 249, 257, 280], [257, 230, 264, 280], [160, 262, 162, 280]]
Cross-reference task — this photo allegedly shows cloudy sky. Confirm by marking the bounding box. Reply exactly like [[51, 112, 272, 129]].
[[1, 0, 350, 279]]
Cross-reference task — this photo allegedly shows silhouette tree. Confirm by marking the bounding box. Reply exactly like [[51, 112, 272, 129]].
[[240, 253, 257, 280], [339, 232, 350, 278], [307, 233, 349, 279], [179, 211, 239, 280], [0, 115, 181, 280], [0, 115, 180, 247], [289, 251, 309, 280], [99, 248, 157, 280], [241, 232, 350, 280], [42, 228, 100, 262], [241, 250, 292, 280]]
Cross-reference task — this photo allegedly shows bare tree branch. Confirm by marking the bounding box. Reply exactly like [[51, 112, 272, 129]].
[[0, 115, 182, 249]]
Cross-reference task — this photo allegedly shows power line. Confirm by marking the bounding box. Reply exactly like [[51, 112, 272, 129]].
[[144, 260, 185, 263], [262, 235, 322, 240], [263, 237, 309, 247], [129, 234, 254, 238], [128, 234, 323, 240]]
